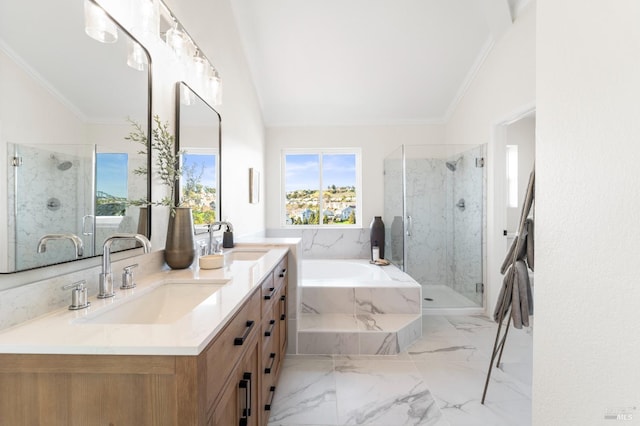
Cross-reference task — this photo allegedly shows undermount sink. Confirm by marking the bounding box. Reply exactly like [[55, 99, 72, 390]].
[[78, 282, 227, 325], [224, 249, 268, 262]]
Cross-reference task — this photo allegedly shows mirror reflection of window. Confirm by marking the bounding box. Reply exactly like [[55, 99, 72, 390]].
[[96, 153, 129, 216], [180, 152, 218, 225]]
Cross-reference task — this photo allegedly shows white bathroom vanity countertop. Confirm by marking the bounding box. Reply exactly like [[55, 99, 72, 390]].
[[0, 247, 289, 356]]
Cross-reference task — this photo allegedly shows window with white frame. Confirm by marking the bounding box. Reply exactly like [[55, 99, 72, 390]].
[[506, 144, 519, 208], [283, 149, 361, 226]]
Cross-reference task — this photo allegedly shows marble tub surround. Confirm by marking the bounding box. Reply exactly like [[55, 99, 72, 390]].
[[298, 314, 422, 355], [299, 259, 422, 355], [268, 315, 532, 426], [0, 249, 166, 331], [0, 247, 289, 355]]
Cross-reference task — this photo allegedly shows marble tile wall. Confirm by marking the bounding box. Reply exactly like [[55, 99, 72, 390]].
[[267, 228, 370, 259]]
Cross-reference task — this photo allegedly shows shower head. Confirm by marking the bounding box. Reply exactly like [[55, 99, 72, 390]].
[[445, 156, 462, 172], [51, 155, 72, 171], [57, 161, 72, 171]]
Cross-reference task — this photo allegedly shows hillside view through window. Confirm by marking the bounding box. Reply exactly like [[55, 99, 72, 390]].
[[284, 151, 359, 226]]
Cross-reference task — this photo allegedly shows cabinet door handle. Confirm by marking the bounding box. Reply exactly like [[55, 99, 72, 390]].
[[280, 295, 287, 321], [264, 287, 275, 300], [239, 372, 252, 422], [264, 319, 276, 337], [279, 268, 287, 278], [264, 352, 276, 374], [234, 320, 255, 346], [264, 386, 276, 411]]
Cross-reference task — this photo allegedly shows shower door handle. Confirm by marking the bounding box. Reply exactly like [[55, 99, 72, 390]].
[[406, 215, 413, 237], [82, 215, 94, 236]]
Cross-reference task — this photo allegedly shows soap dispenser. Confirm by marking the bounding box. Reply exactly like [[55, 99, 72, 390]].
[[372, 241, 380, 261], [222, 224, 234, 248]]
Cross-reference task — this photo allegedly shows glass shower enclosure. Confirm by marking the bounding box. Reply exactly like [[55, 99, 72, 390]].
[[8, 143, 95, 271], [384, 144, 486, 311]]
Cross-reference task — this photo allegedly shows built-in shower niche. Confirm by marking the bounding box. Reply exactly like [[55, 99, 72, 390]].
[[383, 144, 486, 311]]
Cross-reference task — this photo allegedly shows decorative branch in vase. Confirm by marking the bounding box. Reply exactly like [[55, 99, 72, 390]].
[[126, 115, 194, 269], [126, 115, 185, 215]]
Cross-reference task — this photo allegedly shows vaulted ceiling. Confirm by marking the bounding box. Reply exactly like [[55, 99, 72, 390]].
[[231, 0, 529, 127]]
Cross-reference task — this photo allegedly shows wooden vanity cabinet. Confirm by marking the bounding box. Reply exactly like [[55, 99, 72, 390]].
[[0, 253, 289, 426], [208, 330, 260, 426], [259, 255, 288, 424]]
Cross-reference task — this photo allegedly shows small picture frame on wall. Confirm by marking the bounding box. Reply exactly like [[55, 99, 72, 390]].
[[249, 168, 260, 204]]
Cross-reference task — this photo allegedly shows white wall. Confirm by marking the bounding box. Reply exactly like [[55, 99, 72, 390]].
[[0, 50, 88, 270], [445, 1, 536, 317], [165, 0, 266, 238], [535, 0, 640, 423], [265, 125, 445, 231]]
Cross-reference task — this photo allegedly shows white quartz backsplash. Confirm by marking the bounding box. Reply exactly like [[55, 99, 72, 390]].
[[0, 250, 165, 331]]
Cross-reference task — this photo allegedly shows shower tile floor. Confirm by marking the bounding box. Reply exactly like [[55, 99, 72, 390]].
[[422, 285, 479, 309], [268, 314, 532, 426]]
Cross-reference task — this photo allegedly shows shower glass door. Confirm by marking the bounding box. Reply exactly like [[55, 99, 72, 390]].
[[10, 143, 95, 270], [384, 144, 486, 311], [383, 145, 405, 268]]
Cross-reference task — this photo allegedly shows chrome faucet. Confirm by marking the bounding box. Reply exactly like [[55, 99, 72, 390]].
[[37, 233, 84, 258], [208, 221, 233, 254], [98, 233, 151, 299]]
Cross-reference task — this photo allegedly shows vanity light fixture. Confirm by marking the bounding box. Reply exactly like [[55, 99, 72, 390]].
[[84, 0, 118, 43], [159, 0, 223, 105], [165, 21, 187, 60], [208, 68, 222, 106], [127, 39, 147, 71], [130, 0, 160, 40], [180, 83, 194, 105]]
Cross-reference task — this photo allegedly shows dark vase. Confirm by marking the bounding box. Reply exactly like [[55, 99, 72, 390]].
[[165, 207, 195, 269], [370, 216, 385, 260]]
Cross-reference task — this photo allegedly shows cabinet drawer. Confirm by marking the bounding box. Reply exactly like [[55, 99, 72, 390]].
[[278, 285, 288, 355], [203, 288, 261, 411], [274, 256, 288, 292], [261, 272, 276, 316]]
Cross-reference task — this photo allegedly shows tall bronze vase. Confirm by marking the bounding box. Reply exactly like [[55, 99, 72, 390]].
[[164, 207, 195, 269]]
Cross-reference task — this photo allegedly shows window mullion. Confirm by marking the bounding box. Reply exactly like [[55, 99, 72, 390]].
[[318, 153, 324, 226]]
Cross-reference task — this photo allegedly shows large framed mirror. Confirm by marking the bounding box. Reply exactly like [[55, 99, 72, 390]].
[[175, 82, 221, 234], [0, 0, 151, 272]]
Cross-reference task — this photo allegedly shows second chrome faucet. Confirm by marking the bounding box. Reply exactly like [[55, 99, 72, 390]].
[[98, 233, 151, 299]]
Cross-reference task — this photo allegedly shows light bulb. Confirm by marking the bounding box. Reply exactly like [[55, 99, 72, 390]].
[[127, 39, 147, 71], [84, 0, 118, 43]]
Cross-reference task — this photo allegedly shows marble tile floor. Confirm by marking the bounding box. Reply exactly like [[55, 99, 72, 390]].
[[268, 314, 532, 426]]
